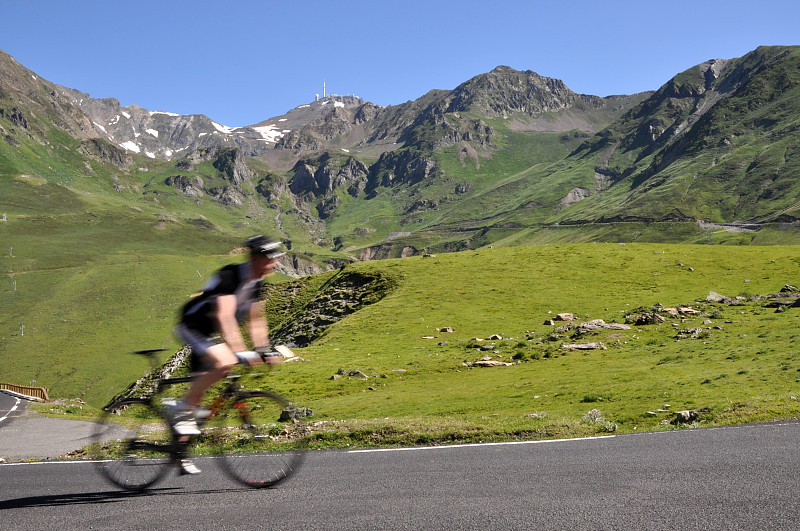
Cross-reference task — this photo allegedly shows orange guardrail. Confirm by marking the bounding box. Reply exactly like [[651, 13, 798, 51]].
[[0, 383, 49, 400]]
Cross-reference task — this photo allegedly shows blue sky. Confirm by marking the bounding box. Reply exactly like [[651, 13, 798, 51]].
[[2, 0, 798, 127]]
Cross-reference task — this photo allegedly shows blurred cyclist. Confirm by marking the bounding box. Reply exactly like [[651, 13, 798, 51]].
[[170, 236, 284, 473]]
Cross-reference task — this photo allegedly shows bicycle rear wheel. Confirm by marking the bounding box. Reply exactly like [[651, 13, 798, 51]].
[[90, 399, 174, 491], [203, 390, 306, 488]]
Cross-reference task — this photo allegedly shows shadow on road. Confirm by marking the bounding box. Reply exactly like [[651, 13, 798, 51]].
[[0, 486, 245, 510]]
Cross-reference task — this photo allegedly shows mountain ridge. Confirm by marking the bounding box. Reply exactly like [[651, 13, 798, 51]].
[[2, 45, 800, 267]]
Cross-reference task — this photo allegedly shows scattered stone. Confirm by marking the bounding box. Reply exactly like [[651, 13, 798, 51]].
[[707, 291, 734, 303], [438, 327, 455, 333], [678, 307, 700, 315], [672, 410, 701, 424], [336, 369, 368, 379], [474, 359, 512, 367], [579, 319, 632, 331], [626, 312, 665, 325], [780, 285, 799, 293], [764, 301, 792, 308], [543, 319, 556, 326], [675, 328, 706, 340], [421, 336, 436, 339], [279, 405, 314, 422], [554, 322, 577, 333], [555, 313, 574, 321], [486, 334, 503, 340], [562, 342, 606, 350]]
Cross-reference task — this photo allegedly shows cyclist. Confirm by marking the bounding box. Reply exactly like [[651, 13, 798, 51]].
[[170, 236, 285, 473]]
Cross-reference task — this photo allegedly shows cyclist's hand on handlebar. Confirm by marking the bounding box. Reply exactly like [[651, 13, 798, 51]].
[[256, 346, 283, 365], [235, 350, 262, 366]]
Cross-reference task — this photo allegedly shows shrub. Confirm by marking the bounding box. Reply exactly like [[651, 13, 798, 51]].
[[580, 408, 618, 432]]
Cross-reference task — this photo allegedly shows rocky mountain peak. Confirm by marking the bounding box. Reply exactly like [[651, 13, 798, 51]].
[[445, 66, 578, 117]]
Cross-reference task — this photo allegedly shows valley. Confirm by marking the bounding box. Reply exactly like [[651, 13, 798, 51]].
[[2, 46, 800, 446]]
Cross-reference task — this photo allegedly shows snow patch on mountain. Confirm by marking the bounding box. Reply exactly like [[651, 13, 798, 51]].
[[119, 140, 140, 153]]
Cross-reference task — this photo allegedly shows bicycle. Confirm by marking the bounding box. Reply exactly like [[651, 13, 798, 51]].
[[90, 348, 307, 491]]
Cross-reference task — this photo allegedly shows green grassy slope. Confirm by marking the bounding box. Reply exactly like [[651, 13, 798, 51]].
[[0, 170, 291, 405], [253, 243, 800, 444], [166, 242, 785, 447], [24, 242, 800, 449]]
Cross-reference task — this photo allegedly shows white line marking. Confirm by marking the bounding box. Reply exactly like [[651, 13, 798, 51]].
[[0, 397, 21, 424], [1, 460, 111, 466], [347, 435, 616, 453]]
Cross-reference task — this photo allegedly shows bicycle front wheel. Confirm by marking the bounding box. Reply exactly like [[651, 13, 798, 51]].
[[203, 390, 306, 488], [90, 399, 174, 491]]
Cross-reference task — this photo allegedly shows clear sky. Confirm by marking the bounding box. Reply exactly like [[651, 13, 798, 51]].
[[2, 0, 798, 127]]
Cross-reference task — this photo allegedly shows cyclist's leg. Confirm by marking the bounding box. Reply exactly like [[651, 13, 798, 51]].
[[172, 326, 238, 473], [175, 324, 238, 408], [184, 343, 238, 407]]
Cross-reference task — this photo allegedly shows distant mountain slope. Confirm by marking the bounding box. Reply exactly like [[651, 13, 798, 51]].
[[57, 85, 297, 159], [3, 45, 800, 262], [552, 45, 800, 226], [0, 49, 99, 143]]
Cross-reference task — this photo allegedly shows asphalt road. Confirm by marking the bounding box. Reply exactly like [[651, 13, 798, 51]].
[[0, 391, 25, 427], [2, 422, 799, 529], [0, 393, 102, 461]]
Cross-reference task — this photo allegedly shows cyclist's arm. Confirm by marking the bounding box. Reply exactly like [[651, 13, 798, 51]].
[[215, 294, 249, 353], [248, 300, 269, 349], [249, 300, 282, 364]]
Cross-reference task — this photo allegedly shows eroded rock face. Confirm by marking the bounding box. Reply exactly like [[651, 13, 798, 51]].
[[164, 175, 204, 197], [265, 268, 399, 347], [78, 138, 132, 169], [560, 187, 591, 207], [289, 156, 369, 198]]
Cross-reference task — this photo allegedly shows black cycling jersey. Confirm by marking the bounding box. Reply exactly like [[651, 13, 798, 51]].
[[181, 262, 262, 335]]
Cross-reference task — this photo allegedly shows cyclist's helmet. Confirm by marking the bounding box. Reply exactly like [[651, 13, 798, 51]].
[[245, 236, 285, 259]]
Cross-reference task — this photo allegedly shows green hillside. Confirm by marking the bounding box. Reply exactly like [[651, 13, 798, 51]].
[[10, 242, 800, 450], [261, 244, 800, 434], [4, 45, 800, 449]]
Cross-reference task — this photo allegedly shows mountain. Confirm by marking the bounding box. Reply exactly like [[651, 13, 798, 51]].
[[543, 46, 800, 228], [3, 45, 800, 268], [57, 85, 280, 158]]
